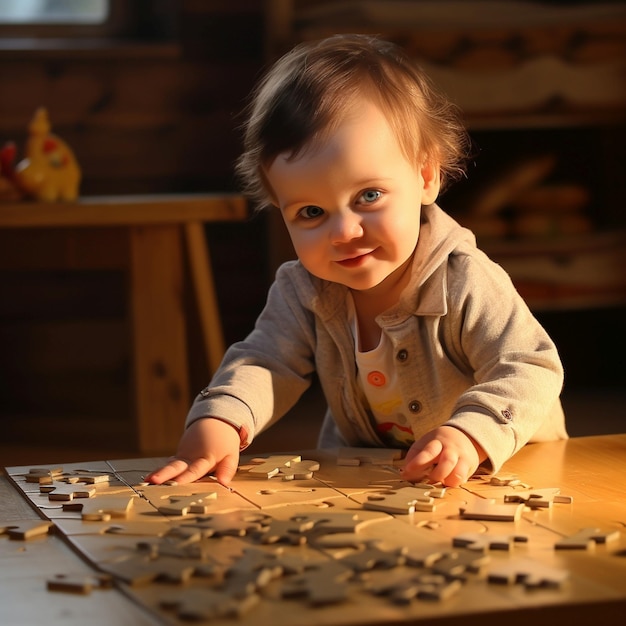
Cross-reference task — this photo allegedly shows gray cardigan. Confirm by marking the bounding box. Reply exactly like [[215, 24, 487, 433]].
[[187, 203, 567, 472]]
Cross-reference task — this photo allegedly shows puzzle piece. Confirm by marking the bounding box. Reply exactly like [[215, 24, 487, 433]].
[[100, 555, 202, 586], [46, 573, 113, 594], [252, 516, 316, 545], [40, 481, 97, 501], [431, 549, 490, 580], [136, 534, 208, 561], [338, 541, 407, 572], [63, 494, 136, 521], [65, 472, 111, 485], [337, 447, 402, 466], [182, 511, 268, 538], [295, 511, 372, 532], [281, 560, 354, 605], [161, 588, 260, 621], [279, 460, 320, 481], [487, 558, 569, 588], [25, 467, 64, 484], [489, 473, 529, 487], [459, 498, 523, 522], [453, 533, 529, 552], [364, 570, 462, 603], [504, 488, 573, 509], [226, 546, 283, 574], [0, 520, 54, 540], [404, 546, 446, 568], [242, 455, 303, 478], [156, 492, 218, 516], [555, 527, 620, 550], [364, 486, 439, 514], [410, 482, 447, 498]]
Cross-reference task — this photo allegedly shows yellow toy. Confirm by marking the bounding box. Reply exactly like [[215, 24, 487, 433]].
[[13, 107, 81, 202]]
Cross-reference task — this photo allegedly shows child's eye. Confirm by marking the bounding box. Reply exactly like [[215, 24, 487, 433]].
[[298, 205, 324, 220], [358, 190, 382, 204]]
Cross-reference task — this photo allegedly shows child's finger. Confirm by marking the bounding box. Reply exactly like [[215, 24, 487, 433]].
[[435, 457, 472, 488], [145, 458, 190, 484], [428, 452, 459, 485], [165, 458, 215, 485], [212, 454, 239, 486], [403, 438, 443, 470]]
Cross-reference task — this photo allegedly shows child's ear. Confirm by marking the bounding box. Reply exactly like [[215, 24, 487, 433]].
[[420, 160, 441, 205]]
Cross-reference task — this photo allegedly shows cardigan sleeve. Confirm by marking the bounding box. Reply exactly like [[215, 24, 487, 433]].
[[185, 262, 318, 444], [443, 250, 566, 472]]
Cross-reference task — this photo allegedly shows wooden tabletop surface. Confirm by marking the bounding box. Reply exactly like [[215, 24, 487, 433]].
[[0, 193, 247, 228], [2, 434, 625, 626]]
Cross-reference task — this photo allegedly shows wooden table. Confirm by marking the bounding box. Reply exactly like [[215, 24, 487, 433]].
[[0, 194, 247, 453], [2, 434, 625, 625]]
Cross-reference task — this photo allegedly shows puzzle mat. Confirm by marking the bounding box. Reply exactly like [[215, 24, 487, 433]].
[[3, 449, 626, 626]]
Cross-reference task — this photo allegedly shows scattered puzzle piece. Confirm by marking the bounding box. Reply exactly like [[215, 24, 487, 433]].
[[431, 549, 490, 580], [488, 558, 569, 588], [157, 492, 218, 516], [281, 560, 353, 605], [404, 546, 446, 568], [364, 486, 438, 514], [279, 460, 320, 481], [459, 498, 524, 522], [25, 467, 64, 484], [66, 472, 111, 485], [242, 455, 321, 481], [0, 520, 54, 540], [63, 494, 136, 521], [504, 488, 573, 509], [243, 455, 303, 478], [253, 517, 316, 545], [47, 573, 113, 594], [226, 547, 289, 583], [40, 481, 97, 501], [453, 533, 529, 552], [487, 473, 531, 488], [555, 527, 620, 550], [182, 511, 268, 538], [100, 556, 201, 586], [338, 541, 407, 572], [136, 534, 208, 561], [296, 511, 385, 548], [161, 588, 260, 621], [364, 570, 462, 603]]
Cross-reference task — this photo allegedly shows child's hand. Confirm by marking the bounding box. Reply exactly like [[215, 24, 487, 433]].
[[145, 418, 241, 486], [402, 425, 487, 487]]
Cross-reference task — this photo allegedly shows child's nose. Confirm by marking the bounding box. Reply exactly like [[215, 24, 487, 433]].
[[330, 210, 364, 243]]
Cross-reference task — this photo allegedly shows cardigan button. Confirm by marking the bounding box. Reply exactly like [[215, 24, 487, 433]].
[[396, 349, 409, 362], [501, 409, 513, 421], [408, 400, 422, 413]]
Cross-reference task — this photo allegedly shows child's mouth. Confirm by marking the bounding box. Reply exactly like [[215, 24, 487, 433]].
[[337, 251, 372, 268]]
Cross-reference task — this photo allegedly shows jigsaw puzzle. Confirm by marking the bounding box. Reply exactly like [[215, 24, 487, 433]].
[[3, 445, 626, 625]]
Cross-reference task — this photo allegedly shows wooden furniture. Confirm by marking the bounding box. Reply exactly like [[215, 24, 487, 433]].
[[0, 194, 247, 453], [2, 434, 625, 625]]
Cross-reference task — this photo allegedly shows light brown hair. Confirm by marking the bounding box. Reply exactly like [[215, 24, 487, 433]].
[[236, 34, 470, 208]]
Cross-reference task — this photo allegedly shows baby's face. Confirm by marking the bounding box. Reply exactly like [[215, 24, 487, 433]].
[[265, 101, 440, 296]]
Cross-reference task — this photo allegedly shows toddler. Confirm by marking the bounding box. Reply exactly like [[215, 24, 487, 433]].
[[148, 34, 567, 488]]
